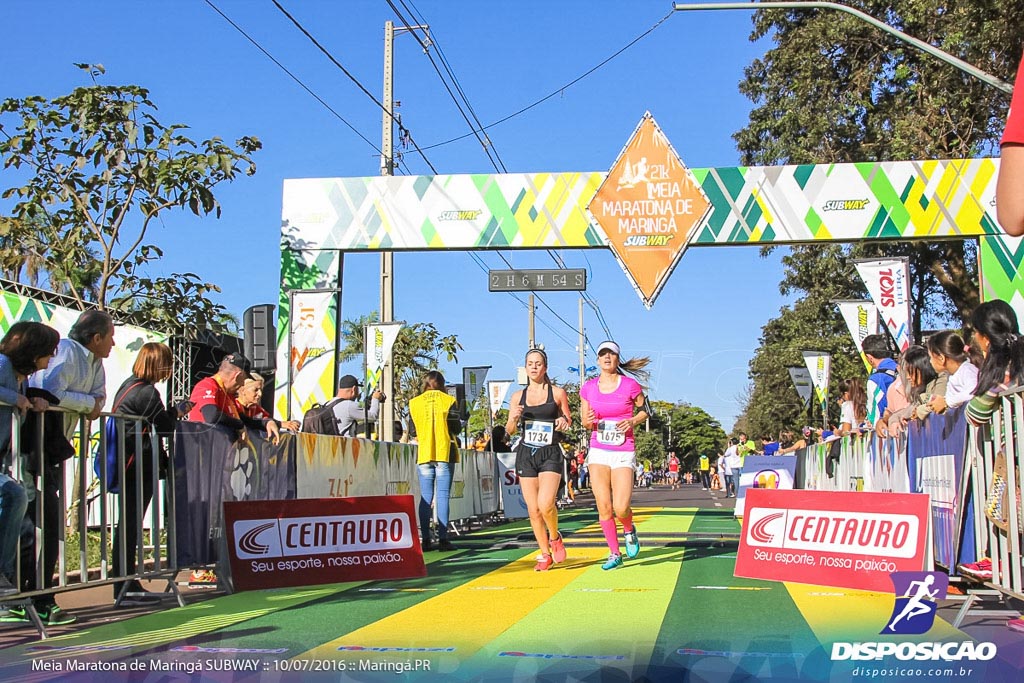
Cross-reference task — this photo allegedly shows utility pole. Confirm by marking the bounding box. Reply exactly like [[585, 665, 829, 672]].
[[578, 296, 585, 384], [528, 294, 535, 349], [379, 20, 396, 442]]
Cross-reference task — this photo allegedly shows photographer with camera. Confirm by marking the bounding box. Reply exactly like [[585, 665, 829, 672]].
[[331, 375, 383, 437]]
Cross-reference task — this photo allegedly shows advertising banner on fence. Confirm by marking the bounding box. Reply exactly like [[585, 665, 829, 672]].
[[854, 257, 912, 352], [173, 423, 297, 567], [736, 488, 930, 592], [907, 406, 975, 571], [733, 455, 797, 517], [364, 322, 403, 392], [496, 452, 528, 519], [224, 495, 426, 591], [835, 299, 878, 371], [288, 290, 338, 420]]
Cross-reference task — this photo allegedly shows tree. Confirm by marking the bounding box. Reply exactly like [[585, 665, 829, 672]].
[[0, 64, 261, 334], [336, 312, 462, 416], [735, 2, 1022, 325], [732, 2, 1022, 434]]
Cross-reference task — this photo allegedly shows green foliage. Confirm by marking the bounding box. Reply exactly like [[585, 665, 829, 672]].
[[0, 65, 261, 334], [731, 2, 1017, 434], [337, 312, 462, 415], [633, 429, 665, 468]]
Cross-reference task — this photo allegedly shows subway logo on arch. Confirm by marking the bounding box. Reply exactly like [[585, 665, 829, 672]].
[[745, 506, 918, 558], [233, 513, 413, 560]]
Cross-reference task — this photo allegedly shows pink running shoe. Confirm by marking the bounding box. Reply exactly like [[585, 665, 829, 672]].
[[549, 533, 567, 564], [534, 554, 553, 572]]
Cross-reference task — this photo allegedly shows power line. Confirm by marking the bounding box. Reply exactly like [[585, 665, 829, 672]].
[[203, 0, 382, 155], [389, 1, 610, 352], [465, 253, 575, 348], [419, 9, 675, 151], [392, 0, 507, 173], [270, 0, 438, 174]]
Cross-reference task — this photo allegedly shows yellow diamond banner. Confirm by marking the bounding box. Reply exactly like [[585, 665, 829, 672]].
[[588, 112, 711, 308]]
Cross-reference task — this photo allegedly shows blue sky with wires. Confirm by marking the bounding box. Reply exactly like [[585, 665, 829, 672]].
[[1, 0, 796, 430]]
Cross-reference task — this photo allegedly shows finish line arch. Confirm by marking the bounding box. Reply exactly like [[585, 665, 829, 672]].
[[276, 120, 1018, 420]]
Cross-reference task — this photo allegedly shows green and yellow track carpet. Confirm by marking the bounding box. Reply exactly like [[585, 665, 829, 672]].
[[0, 508, 1017, 682]]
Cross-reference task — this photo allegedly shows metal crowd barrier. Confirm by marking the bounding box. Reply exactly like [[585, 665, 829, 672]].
[[793, 395, 1024, 608], [980, 389, 1024, 599], [2, 402, 182, 639]]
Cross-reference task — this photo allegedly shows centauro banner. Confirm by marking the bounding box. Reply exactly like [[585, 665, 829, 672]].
[[835, 300, 879, 371], [801, 351, 831, 410], [854, 258, 912, 352], [364, 322, 403, 392], [736, 489, 930, 592]]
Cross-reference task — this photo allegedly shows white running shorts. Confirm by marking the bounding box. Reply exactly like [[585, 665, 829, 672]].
[[586, 447, 636, 470]]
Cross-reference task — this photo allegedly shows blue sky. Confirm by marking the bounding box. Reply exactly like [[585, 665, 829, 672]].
[[1, 1, 796, 430]]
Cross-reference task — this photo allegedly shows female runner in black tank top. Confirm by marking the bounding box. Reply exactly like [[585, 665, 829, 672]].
[[505, 348, 572, 571]]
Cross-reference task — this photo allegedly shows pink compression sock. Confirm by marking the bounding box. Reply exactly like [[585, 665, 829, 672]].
[[600, 518, 621, 555], [619, 512, 634, 533]]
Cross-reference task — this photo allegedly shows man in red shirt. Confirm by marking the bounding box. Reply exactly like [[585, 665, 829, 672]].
[[997, 50, 1024, 236], [666, 452, 680, 490], [187, 353, 280, 443]]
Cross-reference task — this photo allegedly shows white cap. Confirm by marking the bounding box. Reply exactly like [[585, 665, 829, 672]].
[[597, 341, 620, 356]]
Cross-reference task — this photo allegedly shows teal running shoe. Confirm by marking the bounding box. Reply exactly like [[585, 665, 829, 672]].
[[624, 527, 640, 559], [602, 553, 623, 571]]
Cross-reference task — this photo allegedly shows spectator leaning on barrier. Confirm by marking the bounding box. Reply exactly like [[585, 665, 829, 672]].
[[888, 346, 948, 434], [109, 342, 191, 606], [835, 378, 868, 438], [331, 375, 381, 438], [236, 375, 300, 432], [966, 300, 1024, 426], [20, 310, 115, 626], [0, 323, 59, 601], [863, 334, 898, 432], [187, 353, 280, 444], [927, 331, 979, 413]]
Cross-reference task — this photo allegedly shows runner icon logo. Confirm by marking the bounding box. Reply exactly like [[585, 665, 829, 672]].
[[881, 571, 948, 635]]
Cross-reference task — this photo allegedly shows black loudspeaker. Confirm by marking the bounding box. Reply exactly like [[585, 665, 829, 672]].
[[244, 304, 277, 372], [445, 383, 469, 422]]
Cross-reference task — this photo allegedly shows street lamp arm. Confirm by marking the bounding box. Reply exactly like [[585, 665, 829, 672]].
[[671, 1, 1013, 94]]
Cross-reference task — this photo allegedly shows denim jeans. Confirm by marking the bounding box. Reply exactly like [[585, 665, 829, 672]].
[[732, 470, 743, 498], [0, 473, 28, 580], [418, 461, 452, 542]]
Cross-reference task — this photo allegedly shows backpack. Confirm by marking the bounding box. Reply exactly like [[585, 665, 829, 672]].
[[95, 381, 145, 494], [301, 398, 345, 435]]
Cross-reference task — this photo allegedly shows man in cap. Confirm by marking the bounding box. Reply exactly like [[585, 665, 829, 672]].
[[187, 353, 280, 443], [331, 375, 383, 437]]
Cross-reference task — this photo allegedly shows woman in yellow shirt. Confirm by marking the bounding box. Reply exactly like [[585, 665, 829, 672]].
[[408, 371, 462, 551]]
